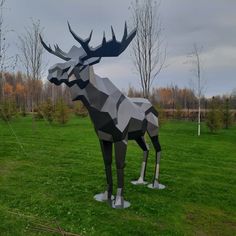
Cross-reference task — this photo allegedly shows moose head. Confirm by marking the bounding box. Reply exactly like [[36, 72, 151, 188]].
[[40, 22, 136, 89]]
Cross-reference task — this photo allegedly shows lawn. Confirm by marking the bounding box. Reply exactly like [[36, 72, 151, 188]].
[[0, 116, 236, 236]]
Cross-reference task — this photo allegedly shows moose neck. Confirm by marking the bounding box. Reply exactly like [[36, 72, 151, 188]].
[[72, 66, 116, 113]]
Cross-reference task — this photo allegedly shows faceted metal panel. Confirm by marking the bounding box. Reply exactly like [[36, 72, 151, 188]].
[[41, 23, 165, 208]]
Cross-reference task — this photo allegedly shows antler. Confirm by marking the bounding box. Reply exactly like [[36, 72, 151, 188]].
[[68, 22, 136, 61], [39, 34, 71, 61]]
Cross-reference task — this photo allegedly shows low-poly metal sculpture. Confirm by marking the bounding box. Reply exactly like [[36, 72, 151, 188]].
[[40, 22, 165, 208]]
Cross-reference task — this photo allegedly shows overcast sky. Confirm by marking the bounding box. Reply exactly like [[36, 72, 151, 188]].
[[4, 0, 236, 97]]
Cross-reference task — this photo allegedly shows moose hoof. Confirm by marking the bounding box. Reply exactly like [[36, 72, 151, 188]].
[[112, 196, 131, 209], [94, 191, 114, 202], [147, 180, 166, 190], [131, 177, 148, 185]]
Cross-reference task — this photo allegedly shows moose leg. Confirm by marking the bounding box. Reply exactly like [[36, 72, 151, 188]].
[[113, 139, 130, 208], [131, 136, 149, 185], [148, 135, 166, 189], [94, 140, 113, 203]]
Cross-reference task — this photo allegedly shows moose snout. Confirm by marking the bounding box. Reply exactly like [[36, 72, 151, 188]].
[[47, 73, 61, 85], [47, 63, 71, 85]]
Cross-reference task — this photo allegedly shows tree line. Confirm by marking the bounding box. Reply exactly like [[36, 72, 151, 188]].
[[128, 85, 236, 132], [128, 85, 236, 110], [0, 71, 235, 128]]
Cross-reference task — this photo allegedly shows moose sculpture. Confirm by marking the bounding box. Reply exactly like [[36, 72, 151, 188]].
[[40, 22, 165, 208]]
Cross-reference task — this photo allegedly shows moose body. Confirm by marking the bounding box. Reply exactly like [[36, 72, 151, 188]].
[[41, 23, 164, 208], [69, 69, 157, 142]]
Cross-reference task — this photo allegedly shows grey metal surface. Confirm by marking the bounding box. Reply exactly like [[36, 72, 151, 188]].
[[147, 182, 166, 190], [131, 178, 148, 185], [94, 192, 114, 202], [41, 22, 164, 208], [112, 200, 131, 209]]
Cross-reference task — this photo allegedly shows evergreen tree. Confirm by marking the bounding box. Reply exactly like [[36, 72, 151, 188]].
[[0, 98, 17, 121], [55, 98, 70, 124], [175, 104, 182, 120], [206, 97, 222, 133], [74, 101, 88, 117], [222, 98, 233, 129], [37, 99, 54, 123]]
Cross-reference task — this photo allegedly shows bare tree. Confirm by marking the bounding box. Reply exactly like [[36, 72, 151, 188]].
[[18, 19, 45, 111], [130, 0, 166, 98], [0, 0, 17, 100], [195, 44, 201, 136], [188, 44, 205, 136]]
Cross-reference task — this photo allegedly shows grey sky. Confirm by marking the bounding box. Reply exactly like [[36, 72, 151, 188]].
[[4, 0, 236, 97]]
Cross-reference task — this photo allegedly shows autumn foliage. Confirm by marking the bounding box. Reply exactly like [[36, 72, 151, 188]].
[[0, 72, 236, 128]]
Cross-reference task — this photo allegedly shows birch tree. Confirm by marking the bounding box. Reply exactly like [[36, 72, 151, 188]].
[[18, 20, 45, 111], [130, 0, 166, 98], [188, 44, 205, 136]]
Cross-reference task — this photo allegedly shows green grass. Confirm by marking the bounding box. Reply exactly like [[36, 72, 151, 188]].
[[0, 116, 236, 236]]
